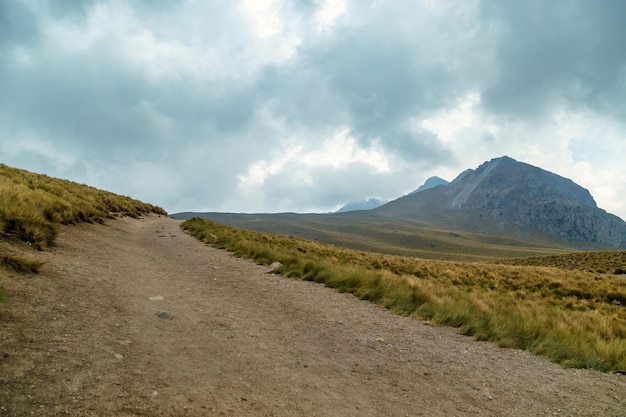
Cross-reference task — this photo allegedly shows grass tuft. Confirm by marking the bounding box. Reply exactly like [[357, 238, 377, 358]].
[[0, 255, 44, 273]]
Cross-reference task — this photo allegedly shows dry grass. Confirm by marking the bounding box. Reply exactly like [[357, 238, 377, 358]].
[[182, 217, 626, 373], [175, 212, 575, 262], [0, 163, 166, 249], [0, 164, 167, 302], [0, 255, 44, 273], [499, 250, 626, 274]]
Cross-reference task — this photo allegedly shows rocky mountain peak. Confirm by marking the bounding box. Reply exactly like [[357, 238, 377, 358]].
[[336, 198, 385, 213], [446, 156, 597, 210], [374, 156, 626, 248], [409, 176, 450, 195]]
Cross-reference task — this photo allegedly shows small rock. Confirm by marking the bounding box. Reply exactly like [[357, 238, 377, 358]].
[[269, 262, 283, 272], [149, 295, 164, 301], [114, 353, 123, 359], [356, 338, 372, 348], [156, 311, 174, 320]]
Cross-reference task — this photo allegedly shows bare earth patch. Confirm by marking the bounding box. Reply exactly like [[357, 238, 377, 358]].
[[1, 215, 624, 416]]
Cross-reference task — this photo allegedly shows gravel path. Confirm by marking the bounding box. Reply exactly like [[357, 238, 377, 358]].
[[1, 215, 624, 416]]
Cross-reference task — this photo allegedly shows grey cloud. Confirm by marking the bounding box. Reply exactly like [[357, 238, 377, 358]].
[[308, 23, 458, 131], [43, 0, 181, 21], [257, 161, 407, 212], [2, 51, 152, 157], [2, 50, 263, 165], [380, 128, 450, 163], [257, 63, 347, 131], [256, 4, 466, 164], [2, 0, 625, 217], [43, 0, 101, 21], [479, 0, 626, 119], [0, 1, 41, 48]]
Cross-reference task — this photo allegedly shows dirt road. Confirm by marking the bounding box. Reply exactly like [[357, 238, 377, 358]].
[[1, 215, 624, 416]]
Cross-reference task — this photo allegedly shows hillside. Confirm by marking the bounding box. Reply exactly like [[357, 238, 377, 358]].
[[1, 163, 625, 415], [0, 163, 166, 250], [172, 211, 576, 261], [173, 157, 626, 259], [375, 156, 626, 248]]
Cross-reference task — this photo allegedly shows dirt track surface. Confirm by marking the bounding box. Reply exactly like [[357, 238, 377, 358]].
[[1, 215, 625, 416]]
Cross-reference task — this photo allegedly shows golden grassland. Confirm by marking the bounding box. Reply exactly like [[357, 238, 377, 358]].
[[2, 163, 625, 373], [0, 163, 166, 288], [178, 212, 576, 262], [0, 163, 166, 249], [182, 217, 626, 373], [500, 250, 626, 274]]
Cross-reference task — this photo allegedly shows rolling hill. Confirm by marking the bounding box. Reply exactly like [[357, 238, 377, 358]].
[[173, 156, 626, 260], [0, 163, 166, 249]]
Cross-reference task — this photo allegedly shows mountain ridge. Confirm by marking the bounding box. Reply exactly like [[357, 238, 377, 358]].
[[409, 176, 450, 195], [336, 198, 385, 213], [335, 176, 450, 213], [374, 156, 626, 247], [172, 156, 626, 253]]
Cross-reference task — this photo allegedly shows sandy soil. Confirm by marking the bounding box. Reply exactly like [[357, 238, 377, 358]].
[[1, 215, 624, 417]]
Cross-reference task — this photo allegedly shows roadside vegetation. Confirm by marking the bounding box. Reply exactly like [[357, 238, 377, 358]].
[[0, 283, 7, 306], [182, 217, 626, 373], [0, 255, 44, 273], [0, 164, 166, 299], [180, 212, 575, 262]]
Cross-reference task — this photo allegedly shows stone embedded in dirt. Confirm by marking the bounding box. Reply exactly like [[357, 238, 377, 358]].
[[149, 295, 164, 301], [156, 311, 174, 320], [269, 262, 283, 272], [356, 338, 373, 348]]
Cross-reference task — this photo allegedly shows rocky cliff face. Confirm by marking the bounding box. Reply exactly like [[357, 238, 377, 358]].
[[446, 157, 597, 209], [444, 156, 626, 247], [376, 156, 626, 248]]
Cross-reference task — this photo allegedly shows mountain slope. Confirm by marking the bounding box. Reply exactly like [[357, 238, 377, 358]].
[[335, 176, 450, 213], [336, 198, 385, 213], [0, 163, 166, 249], [376, 156, 626, 248], [408, 176, 449, 195], [173, 156, 626, 256]]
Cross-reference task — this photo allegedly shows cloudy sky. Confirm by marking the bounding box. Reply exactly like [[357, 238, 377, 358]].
[[1, 0, 625, 219]]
